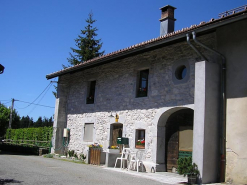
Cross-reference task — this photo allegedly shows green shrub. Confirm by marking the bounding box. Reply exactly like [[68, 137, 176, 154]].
[[177, 156, 199, 176], [5, 127, 53, 147], [68, 150, 75, 157]]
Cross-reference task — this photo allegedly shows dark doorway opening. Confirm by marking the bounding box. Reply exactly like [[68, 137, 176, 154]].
[[110, 123, 123, 146], [165, 109, 194, 172]]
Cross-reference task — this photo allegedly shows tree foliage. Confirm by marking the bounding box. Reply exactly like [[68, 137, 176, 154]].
[[20, 116, 53, 128], [19, 115, 34, 128], [52, 85, 57, 98], [52, 13, 105, 98], [65, 12, 104, 67], [0, 103, 20, 137], [0, 103, 53, 137]]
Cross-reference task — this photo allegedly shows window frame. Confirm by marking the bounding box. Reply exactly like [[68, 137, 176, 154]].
[[136, 69, 149, 98], [83, 123, 94, 142], [135, 129, 145, 149], [86, 81, 96, 104]]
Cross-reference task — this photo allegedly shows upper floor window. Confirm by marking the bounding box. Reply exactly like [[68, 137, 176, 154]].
[[86, 81, 96, 104], [136, 69, 149, 97]]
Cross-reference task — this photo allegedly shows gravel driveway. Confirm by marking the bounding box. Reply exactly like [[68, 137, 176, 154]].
[[0, 152, 171, 185]]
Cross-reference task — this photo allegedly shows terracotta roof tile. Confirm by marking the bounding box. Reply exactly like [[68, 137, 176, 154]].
[[46, 8, 247, 79]]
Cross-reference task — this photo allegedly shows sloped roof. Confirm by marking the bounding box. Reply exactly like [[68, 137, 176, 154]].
[[46, 7, 247, 79]]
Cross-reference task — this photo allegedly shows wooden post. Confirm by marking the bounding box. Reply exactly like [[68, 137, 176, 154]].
[[8, 98, 14, 129]]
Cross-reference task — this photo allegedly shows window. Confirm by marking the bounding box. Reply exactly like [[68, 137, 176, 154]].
[[136, 129, 145, 149], [86, 81, 96, 104], [84, 123, 94, 142], [175, 65, 187, 80], [136, 69, 149, 97], [172, 60, 190, 85]]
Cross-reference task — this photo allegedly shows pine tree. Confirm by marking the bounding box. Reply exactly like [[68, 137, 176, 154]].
[[65, 12, 104, 67]]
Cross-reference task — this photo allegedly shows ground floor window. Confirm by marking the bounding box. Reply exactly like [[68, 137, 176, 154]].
[[136, 129, 145, 149], [84, 123, 94, 142]]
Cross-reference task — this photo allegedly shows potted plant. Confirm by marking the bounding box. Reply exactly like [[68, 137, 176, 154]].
[[107, 145, 120, 153], [177, 156, 199, 184], [88, 143, 103, 149], [136, 139, 145, 149]]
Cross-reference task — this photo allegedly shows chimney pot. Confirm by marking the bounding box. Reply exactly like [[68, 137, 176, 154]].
[[159, 5, 176, 36]]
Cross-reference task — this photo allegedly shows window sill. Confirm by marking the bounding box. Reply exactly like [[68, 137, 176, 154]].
[[135, 96, 149, 100], [135, 145, 145, 149], [136, 92, 148, 98], [85, 103, 95, 106]]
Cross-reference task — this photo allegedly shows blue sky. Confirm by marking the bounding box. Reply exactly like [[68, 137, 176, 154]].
[[0, 0, 246, 121]]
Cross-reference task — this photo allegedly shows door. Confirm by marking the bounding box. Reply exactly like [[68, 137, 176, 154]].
[[165, 109, 194, 172], [166, 126, 179, 172]]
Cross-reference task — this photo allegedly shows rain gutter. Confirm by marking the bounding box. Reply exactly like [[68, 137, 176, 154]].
[[46, 11, 247, 80]]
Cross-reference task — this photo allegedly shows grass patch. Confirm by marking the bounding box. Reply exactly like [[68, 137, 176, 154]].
[[59, 158, 86, 164], [43, 154, 54, 158]]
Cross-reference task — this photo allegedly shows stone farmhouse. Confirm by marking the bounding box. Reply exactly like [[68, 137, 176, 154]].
[[46, 5, 247, 184]]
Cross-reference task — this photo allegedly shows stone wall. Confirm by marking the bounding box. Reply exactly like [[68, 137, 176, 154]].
[[56, 33, 216, 164]]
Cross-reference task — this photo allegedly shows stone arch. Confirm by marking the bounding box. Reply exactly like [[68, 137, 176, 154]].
[[156, 106, 194, 172]]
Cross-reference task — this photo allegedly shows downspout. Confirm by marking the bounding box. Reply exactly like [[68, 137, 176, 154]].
[[186, 33, 207, 61], [192, 31, 226, 182]]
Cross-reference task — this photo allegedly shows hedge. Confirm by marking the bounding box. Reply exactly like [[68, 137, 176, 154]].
[[5, 127, 53, 147]]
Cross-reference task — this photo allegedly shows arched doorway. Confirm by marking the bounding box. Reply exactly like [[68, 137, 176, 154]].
[[166, 109, 194, 172], [156, 107, 194, 172]]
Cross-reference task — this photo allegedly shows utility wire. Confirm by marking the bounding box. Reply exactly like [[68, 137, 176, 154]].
[[27, 83, 53, 115], [0, 99, 11, 102], [17, 81, 53, 109], [1, 100, 12, 105], [15, 100, 54, 108]]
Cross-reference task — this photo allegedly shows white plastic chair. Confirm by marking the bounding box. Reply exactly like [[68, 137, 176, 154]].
[[128, 152, 137, 171], [136, 150, 144, 172], [128, 150, 144, 172], [114, 147, 130, 169]]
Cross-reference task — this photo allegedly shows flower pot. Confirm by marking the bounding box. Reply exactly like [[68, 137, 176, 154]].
[[89, 148, 102, 165], [135, 145, 145, 149], [187, 174, 197, 184], [106, 149, 120, 154]]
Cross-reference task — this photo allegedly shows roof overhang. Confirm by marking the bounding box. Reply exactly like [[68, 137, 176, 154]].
[[46, 10, 247, 80], [0, 64, 5, 74]]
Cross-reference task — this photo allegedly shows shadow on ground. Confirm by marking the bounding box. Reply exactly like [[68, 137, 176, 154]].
[[0, 179, 22, 184], [0, 150, 37, 156]]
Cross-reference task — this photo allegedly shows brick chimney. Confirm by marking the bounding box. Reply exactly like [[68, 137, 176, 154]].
[[159, 5, 176, 36]]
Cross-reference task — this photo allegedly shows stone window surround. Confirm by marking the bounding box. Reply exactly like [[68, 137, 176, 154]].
[[133, 121, 148, 150], [172, 59, 190, 85], [136, 69, 149, 98], [135, 129, 146, 149], [84, 78, 97, 105], [134, 63, 151, 99], [82, 122, 96, 144], [86, 81, 96, 104]]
